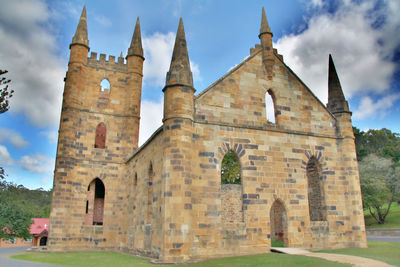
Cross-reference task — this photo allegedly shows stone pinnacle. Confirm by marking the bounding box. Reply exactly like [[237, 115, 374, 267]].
[[327, 54, 349, 113], [165, 18, 193, 87], [260, 7, 272, 37], [127, 17, 144, 58], [71, 5, 89, 48]]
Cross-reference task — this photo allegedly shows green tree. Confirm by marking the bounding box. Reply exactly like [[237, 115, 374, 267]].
[[0, 69, 13, 114], [0, 178, 52, 240], [0, 200, 33, 240], [359, 154, 400, 224], [221, 151, 241, 184], [354, 127, 400, 162]]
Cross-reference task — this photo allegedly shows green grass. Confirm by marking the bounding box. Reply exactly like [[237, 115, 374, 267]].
[[318, 241, 400, 267], [12, 251, 350, 267], [271, 238, 284, 247], [364, 202, 400, 228]]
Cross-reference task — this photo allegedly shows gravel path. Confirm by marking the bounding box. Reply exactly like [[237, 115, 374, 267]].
[[0, 247, 61, 267], [271, 247, 395, 267], [306, 252, 394, 267]]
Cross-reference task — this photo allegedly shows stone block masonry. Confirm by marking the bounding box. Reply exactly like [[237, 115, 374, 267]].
[[48, 6, 367, 264]]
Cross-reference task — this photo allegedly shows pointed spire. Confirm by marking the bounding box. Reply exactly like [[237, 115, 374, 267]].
[[165, 18, 193, 87], [127, 17, 144, 58], [259, 7, 273, 37], [327, 54, 349, 113], [71, 6, 89, 48]]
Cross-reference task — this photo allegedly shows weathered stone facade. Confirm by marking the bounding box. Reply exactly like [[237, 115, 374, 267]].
[[48, 6, 367, 263]]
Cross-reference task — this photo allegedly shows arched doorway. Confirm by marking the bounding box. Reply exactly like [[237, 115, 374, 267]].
[[39, 237, 47, 246], [270, 199, 287, 247]]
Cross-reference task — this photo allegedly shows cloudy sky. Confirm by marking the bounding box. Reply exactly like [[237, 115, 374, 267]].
[[0, 0, 399, 190]]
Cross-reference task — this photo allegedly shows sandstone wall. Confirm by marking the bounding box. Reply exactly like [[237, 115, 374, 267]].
[[125, 130, 164, 258], [49, 51, 141, 251]]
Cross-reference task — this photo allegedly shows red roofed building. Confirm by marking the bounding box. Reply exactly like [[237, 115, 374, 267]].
[[30, 218, 49, 246], [0, 218, 49, 248]]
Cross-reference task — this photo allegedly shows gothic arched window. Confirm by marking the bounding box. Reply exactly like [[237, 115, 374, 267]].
[[265, 89, 276, 123], [307, 156, 326, 221], [85, 178, 105, 225]]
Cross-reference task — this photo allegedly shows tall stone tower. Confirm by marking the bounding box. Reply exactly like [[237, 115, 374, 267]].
[[327, 55, 366, 245], [48, 6, 144, 250], [161, 18, 196, 262]]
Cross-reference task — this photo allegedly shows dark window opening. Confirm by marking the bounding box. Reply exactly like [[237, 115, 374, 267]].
[[85, 178, 105, 226], [147, 163, 153, 224]]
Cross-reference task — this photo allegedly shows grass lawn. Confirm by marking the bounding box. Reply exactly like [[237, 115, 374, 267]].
[[12, 251, 350, 267], [364, 202, 400, 228], [318, 241, 400, 267]]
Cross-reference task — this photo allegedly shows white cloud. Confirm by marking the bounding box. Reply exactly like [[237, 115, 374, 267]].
[[40, 130, 59, 144], [143, 32, 176, 86], [18, 154, 55, 174], [0, 0, 65, 127], [142, 32, 201, 87], [274, 0, 399, 104], [190, 60, 202, 83], [0, 128, 29, 149], [0, 145, 14, 165], [353, 94, 400, 119], [139, 98, 163, 146], [310, 0, 324, 8]]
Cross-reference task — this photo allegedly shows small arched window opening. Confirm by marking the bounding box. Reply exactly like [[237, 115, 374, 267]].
[[95, 123, 106, 149], [85, 178, 105, 226], [146, 163, 153, 224], [221, 150, 241, 184], [134, 173, 138, 187], [265, 89, 276, 123], [307, 157, 326, 221], [100, 78, 110, 92], [221, 150, 243, 222]]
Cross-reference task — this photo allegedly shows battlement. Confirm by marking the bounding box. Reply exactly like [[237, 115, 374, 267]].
[[87, 51, 127, 71]]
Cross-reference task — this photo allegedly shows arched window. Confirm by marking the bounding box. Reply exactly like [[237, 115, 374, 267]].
[[265, 89, 276, 123], [100, 78, 110, 92], [270, 199, 287, 247], [85, 178, 105, 225], [307, 157, 326, 221], [95, 123, 106, 149], [221, 150, 243, 222], [221, 150, 241, 184], [146, 163, 153, 224]]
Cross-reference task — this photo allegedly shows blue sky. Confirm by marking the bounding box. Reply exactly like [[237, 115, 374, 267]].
[[0, 0, 399, 190]]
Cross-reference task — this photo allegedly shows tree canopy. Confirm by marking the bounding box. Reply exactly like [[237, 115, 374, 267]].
[[359, 154, 400, 224], [354, 127, 400, 163], [0, 178, 51, 240], [354, 127, 400, 224], [0, 69, 13, 114]]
